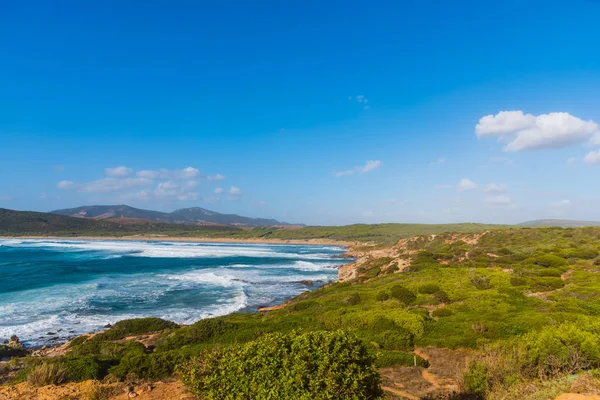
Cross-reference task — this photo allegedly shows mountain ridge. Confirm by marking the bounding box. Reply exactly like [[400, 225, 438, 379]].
[[51, 204, 295, 227], [518, 219, 600, 228]]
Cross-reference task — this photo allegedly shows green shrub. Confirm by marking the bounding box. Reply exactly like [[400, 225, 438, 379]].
[[566, 248, 598, 260], [470, 275, 492, 290], [363, 266, 381, 279], [27, 362, 68, 387], [431, 307, 453, 318], [93, 318, 178, 341], [346, 293, 362, 305], [376, 291, 390, 302], [156, 317, 235, 352], [530, 254, 568, 268], [517, 323, 600, 377], [418, 283, 440, 294], [371, 329, 414, 351], [510, 277, 527, 286], [180, 330, 383, 399], [432, 290, 451, 304], [463, 361, 489, 399], [61, 356, 103, 381], [0, 344, 27, 358], [537, 268, 562, 277], [109, 350, 185, 380], [389, 285, 416, 305]]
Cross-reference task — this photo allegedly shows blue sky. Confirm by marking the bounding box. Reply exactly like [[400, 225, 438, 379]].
[[1, 0, 600, 225]]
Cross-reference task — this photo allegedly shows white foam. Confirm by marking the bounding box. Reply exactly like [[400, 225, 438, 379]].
[[0, 239, 340, 260]]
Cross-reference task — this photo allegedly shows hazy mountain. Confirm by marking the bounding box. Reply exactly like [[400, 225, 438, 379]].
[[519, 219, 600, 228], [0, 208, 239, 235], [51, 204, 293, 227]]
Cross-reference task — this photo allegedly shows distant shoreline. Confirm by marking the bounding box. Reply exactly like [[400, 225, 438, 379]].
[[0, 235, 353, 247]]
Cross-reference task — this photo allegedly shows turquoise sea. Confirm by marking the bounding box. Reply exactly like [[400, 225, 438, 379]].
[[0, 239, 346, 346]]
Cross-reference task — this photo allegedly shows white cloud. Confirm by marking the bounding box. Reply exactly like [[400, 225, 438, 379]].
[[335, 160, 382, 177], [584, 151, 600, 165], [53, 165, 65, 172], [207, 174, 225, 181], [57, 180, 75, 189], [363, 105, 371, 110], [105, 166, 133, 178], [214, 187, 224, 194], [430, 158, 446, 165], [551, 199, 571, 208], [79, 177, 153, 193], [349, 95, 370, 108], [484, 195, 512, 205], [476, 111, 599, 151], [567, 157, 578, 164], [135, 167, 200, 180], [40, 192, 48, 199], [484, 183, 507, 193], [0, 195, 11, 201], [457, 178, 478, 192], [227, 186, 243, 200], [476, 111, 536, 137]]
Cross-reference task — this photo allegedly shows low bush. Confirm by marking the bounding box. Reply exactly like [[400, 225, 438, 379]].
[[109, 350, 185, 380], [28, 362, 68, 387], [431, 307, 453, 318], [470, 275, 492, 290], [376, 291, 390, 301], [530, 254, 568, 268], [371, 329, 413, 351], [418, 283, 440, 294], [346, 293, 362, 305], [375, 350, 428, 368], [156, 317, 235, 352], [94, 318, 178, 341], [462, 361, 489, 399], [389, 284, 416, 305], [180, 330, 383, 399], [61, 356, 103, 381], [432, 290, 451, 304]]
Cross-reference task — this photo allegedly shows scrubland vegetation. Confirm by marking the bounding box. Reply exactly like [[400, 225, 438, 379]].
[[4, 226, 600, 398]]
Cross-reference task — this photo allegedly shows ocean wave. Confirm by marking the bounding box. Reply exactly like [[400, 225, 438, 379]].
[[0, 239, 340, 260]]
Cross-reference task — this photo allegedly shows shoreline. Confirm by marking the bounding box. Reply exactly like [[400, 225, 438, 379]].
[[1, 235, 361, 349], [0, 235, 354, 247]]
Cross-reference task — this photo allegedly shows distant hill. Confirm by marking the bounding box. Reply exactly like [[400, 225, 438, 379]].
[[51, 204, 293, 227], [0, 208, 239, 235], [519, 219, 600, 228]]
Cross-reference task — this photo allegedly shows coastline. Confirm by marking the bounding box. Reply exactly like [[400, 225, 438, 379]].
[[0, 235, 354, 247], [0, 235, 362, 349]]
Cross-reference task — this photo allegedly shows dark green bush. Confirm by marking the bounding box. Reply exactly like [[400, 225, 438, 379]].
[[463, 361, 488, 399], [109, 350, 185, 380], [389, 284, 416, 305], [376, 291, 390, 302], [530, 254, 568, 268], [61, 356, 103, 381], [537, 268, 562, 277], [94, 318, 178, 341], [371, 329, 413, 351], [432, 290, 451, 304], [156, 317, 235, 352], [418, 283, 440, 294], [510, 277, 527, 286], [363, 266, 381, 279], [180, 330, 383, 399], [67, 335, 88, 348], [346, 293, 362, 305], [431, 307, 453, 318]]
